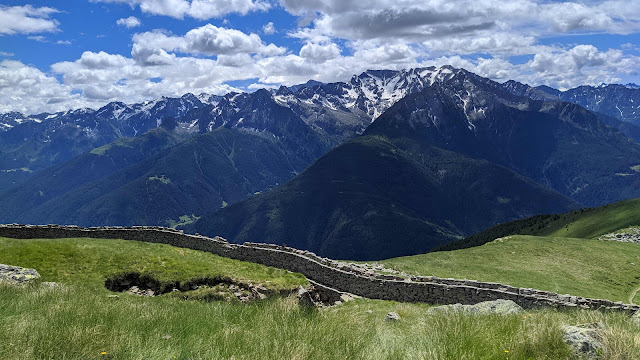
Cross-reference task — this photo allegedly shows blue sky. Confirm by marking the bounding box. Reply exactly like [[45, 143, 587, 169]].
[[1, 0, 640, 114], [1, 1, 302, 69]]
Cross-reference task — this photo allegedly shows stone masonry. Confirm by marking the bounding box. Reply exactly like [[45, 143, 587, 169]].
[[0, 224, 638, 314]]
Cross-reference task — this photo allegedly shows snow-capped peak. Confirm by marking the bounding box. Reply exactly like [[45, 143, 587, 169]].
[[197, 93, 222, 106], [314, 65, 463, 121]]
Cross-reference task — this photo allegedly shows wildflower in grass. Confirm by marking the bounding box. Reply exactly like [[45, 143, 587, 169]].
[[101, 352, 107, 355], [504, 350, 509, 353]]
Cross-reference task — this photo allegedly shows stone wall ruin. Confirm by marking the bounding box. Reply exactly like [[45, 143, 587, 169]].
[[1, 224, 637, 313]]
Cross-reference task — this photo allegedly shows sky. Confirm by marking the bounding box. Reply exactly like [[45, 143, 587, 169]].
[[1, 0, 640, 114]]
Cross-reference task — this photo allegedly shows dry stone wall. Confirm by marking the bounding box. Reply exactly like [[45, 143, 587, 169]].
[[1, 224, 638, 314]]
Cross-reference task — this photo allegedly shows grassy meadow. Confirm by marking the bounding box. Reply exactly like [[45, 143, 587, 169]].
[[383, 235, 640, 303], [0, 237, 307, 291], [1, 235, 640, 359], [3, 281, 640, 359], [534, 199, 640, 239]]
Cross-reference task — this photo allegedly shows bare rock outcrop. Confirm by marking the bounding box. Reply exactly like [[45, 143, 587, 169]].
[[562, 322, 605, 359], [0, 264, 40, 284], [426, 299, 523, 315], [599, 228, 640, 244], [385, 312, 401, 321]]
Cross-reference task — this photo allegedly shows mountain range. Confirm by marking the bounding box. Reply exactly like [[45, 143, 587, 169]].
[[188, 68, 640, 259], [3, 66, 639, 190], [2, 66, 640, 259]]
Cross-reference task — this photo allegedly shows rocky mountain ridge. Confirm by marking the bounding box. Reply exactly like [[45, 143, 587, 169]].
[[3, 66, 640, 253], [0, 66, 481, 190]]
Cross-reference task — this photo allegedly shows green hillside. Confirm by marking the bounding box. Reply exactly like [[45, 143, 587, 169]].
[[2, 236, 640, 359], [383, 235, 640, 303], [0, 237, 307, 291], [3, 126, 327, 227], [0, 127, 183, 223], [534, 199, 640, 238], [440, 198, 640, 251], [190, 135, 576, 260]]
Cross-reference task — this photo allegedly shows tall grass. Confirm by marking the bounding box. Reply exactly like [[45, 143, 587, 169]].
[[2, 237, 640, 358], [2, 283, 640, 359]]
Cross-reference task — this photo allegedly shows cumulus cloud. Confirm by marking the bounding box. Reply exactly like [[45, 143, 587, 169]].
[[539, 2, 612, 32], [299, 42, 340, 63], [48, 49, 251, 108], [117, 16, 141, 28], [7, 41, 640, 114], [271, 0, 640, 88], [0, 60, 83, 114], [523, 45, 638, 89], [418, 45, 640, 90], [282, 0, 515, 41], [75, 51, 134, 70], [131, 24, 286, 65], [95, 0, 270, 19], [262, 22, 276, 35], [422, 32, 543, 56], [281, 0, 640, 44], [0, 5, 59, 35], [3, 1, 640, 115]]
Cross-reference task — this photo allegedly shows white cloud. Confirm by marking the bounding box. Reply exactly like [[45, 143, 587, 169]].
[[182, 24, 278, 55], [95, 0, 270, 19], [76, 51, 134, 70], [0, 5, 59, 35], [262, 22, 276, 35], [117, 16, 142, 28], [3, 4, 640, 115], [422, 32, 543, 56], [48, 49, 251, 108], [131, 24, 286, 64], [281, 0, 640, 44], [248, 82, 279, 90], [0, 60, 84, 114], [299, 42, 340, 63], [216, 53, 254, 67], [522, 45, 638, 89], [539, 2, 612, 33], [418, 45, 640, 90], [272, 0, 640, 88], [351, 42, 417, 65], [7, 41, 640, 114], [56, 40, 72, 45], [28, 35, 47, 42]]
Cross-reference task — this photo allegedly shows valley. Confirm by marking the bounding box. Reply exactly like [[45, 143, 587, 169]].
[[2, 66, 640, 359], [3, 66, 640, 261]]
